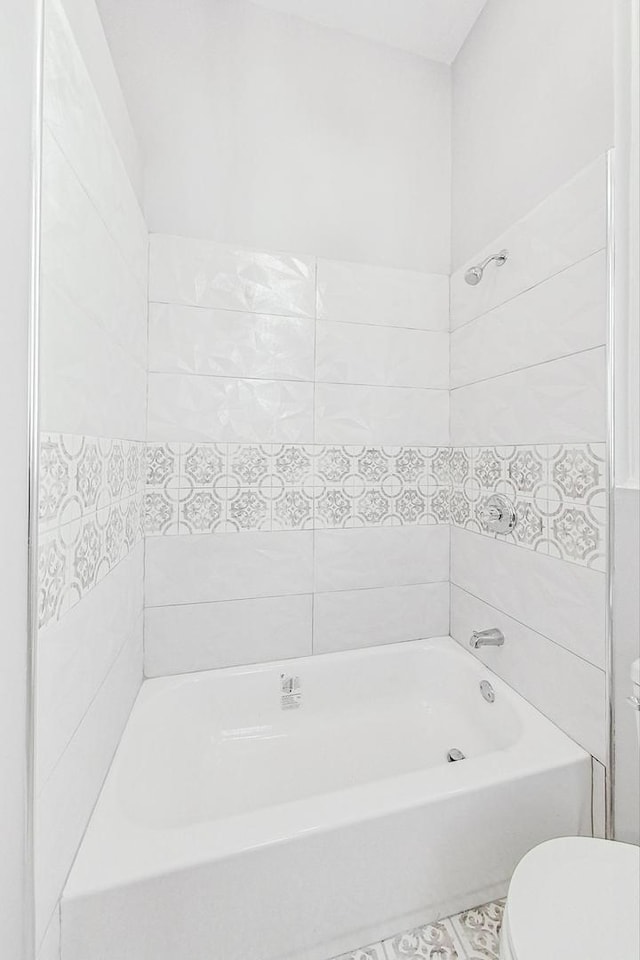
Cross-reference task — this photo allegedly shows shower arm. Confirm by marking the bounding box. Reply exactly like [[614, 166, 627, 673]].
[[476, 250, 508, 271]]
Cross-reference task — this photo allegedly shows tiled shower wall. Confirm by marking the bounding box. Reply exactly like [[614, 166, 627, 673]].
[[143, 237, 451, 675], [449, 156, 609, 767], [35, 0, 147, 952]]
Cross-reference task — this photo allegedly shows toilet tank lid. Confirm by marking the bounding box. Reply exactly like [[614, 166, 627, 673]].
[[632, 658, 640, 685]]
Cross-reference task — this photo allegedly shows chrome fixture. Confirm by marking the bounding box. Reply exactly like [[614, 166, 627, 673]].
[[447, 748, 465, 762], [479, 494, 517, 535], [480, 680, 496, 703], [470, 628, 505, 649], [628, 695, 640, 711], [464, 248, 509, 285]]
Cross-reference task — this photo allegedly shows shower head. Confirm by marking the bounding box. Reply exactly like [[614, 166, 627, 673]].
[[464, 249, 508, 286]]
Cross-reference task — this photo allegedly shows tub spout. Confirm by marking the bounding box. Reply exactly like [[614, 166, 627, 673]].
[[470, 628, 505, 649]]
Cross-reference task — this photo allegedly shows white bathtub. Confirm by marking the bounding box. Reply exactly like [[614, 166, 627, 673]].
[[62, 637, 591, 960]]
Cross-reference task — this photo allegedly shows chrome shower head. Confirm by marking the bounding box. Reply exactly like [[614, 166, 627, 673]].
[[464, 265, 484, 285], [464, 249, 508, 286]]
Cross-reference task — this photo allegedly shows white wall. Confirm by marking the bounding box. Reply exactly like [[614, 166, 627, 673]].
[[35, 0, 148, 951], [95, 0, 451, 273], [612, 0, 640, 845], [0, 4, 40, 957], [144, 236, 450, 675], [451, 0, 614, 268], [449, 158, 610, 769]]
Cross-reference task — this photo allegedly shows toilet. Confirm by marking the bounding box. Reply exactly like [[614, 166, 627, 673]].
[[501, 659, 640, 960]]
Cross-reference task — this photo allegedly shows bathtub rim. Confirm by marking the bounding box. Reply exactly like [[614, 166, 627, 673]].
[[64, 635, 590, 899]]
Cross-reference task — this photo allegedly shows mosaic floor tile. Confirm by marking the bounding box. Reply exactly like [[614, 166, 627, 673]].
[[327, 900, 505, 960]]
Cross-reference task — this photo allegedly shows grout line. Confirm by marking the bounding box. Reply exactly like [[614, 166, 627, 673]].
[[451, 520, 607, 571], [43, 123, 147, 289], [450, 246, 607, 333], [449, 343, 606, 392], [147, 368, 449, 393], [145, 579, 451, 611], [149, 298, 448, 335], [446, 919, 471, 960], [450, 582, 606, 671], [36, 615, 142, 795]]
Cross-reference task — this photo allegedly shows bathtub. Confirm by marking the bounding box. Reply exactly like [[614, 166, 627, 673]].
[[61, 637, 591, 960]]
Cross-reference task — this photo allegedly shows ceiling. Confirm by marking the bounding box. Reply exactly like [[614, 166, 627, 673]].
[[248, 0, 489, 64]]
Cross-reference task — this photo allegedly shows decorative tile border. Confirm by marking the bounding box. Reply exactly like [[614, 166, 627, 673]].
[[442, 443, 606, 571], [330, 898, 505, 960], [144, 443, 449, 535], [37, 436, 607, 631], [38, 434, 145, 629], [143, 441, 606, 568]]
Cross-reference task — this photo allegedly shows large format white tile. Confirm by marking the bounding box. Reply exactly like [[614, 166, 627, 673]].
[[316, 322, 448, 390], [35, 623, 142, 944], [40, 280, 146, 439], [451, 585, 606, 760], [148, 303, 314, 381], [315, 383, 449, 445], [41, 129, 147, 367], [37, 906, 60, 960], [36, 544, 143, 786], [147, 372, 314, 443], [451, 251, 606, 388], [451, 156, 607, 329], [317, 259, 449, 331], [144, 594, 313, 676], [314, 582, 449, 655], [149, 234, 315, 318], [450, 348, 606, 446], [44, 0, 147, 284], [450, 527, 606, 668], [315, 525, 449, 593], [145, 531, 314, 606]]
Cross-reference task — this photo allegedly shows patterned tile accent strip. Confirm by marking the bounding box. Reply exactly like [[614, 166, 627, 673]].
[[38, 436, 607, 630], [38, 435, 145, 629], [144, 443, 449, 534], [142, 441, 606, 568], [330, 898, 505, 960], [443, 443, 606, 571]]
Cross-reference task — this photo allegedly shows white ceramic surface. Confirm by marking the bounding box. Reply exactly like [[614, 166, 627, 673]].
[[62, 638, 590, 960], [502, 838, 640, 960]]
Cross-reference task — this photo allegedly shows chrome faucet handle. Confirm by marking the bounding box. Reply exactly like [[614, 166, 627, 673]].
[[470, 628, 505, 649], [479, 495, 517, 535]]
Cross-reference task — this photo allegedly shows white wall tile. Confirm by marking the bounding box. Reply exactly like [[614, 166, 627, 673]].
[[451, 156, 607, 328], [451, 251, 607, 388], [450, 527, 606, 668], [149, 234, 315, 318], [315, 383, 449, 445], [450, 584, 606, 760], [147, 373, 314, 443], [317, 259, 449, 331], [144, 594, 313, 676], [37, 544, 143, 786], [41, 129, 147, 368], [451, 348, 606, 446], [35, 622, 142, 943], [37, 906, 60, 960], [314, 582, 449, 655], [40, 281, 146, 439], [148, 303, 314, 381], [315, 525, 449, 593], [316, 323, 448, 390], [44, 0, 147, 283], [145, 531, 314, 606]]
